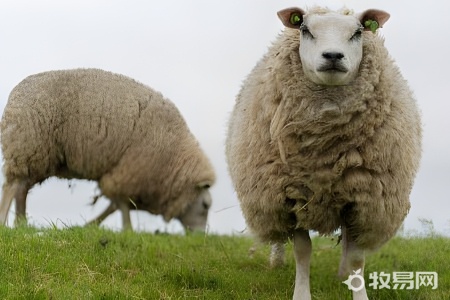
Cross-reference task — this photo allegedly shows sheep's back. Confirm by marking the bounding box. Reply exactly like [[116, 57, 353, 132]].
[[1, 69, 188, 183]]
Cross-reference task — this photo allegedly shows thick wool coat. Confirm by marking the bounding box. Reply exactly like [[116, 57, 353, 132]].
[[1, 69, 215, 222], [226, 28, 421, 249]]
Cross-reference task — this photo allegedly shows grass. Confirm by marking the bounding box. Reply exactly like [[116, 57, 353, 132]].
[[0, 226, 448, 300]]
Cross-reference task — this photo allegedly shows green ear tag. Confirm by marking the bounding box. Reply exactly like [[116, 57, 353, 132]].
[[290, 13, 301, 25], [364, 19, 379, 33]]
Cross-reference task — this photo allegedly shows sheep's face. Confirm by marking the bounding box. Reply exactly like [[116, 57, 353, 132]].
[[178, 186, 212, 232], [298, 13, 363, 86], [277, 7, 390, 86]]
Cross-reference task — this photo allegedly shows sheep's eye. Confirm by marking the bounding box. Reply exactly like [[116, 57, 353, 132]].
[[202, 200, 210, 210], [350, 27, 363, 41], [299, 24, 313, 39]]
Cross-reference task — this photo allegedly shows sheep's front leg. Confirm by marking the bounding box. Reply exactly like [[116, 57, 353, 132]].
[[86, 201, 117, 226], [293, 229, 312, 300], [339, 225, 368, 300], [116, 200, 132, 231]]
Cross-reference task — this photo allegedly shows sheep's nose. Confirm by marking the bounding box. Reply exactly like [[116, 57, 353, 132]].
[[322, 52, 344, 61]]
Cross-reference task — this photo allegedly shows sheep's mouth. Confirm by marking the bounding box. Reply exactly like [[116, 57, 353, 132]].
[[317, 64, 348, 73]]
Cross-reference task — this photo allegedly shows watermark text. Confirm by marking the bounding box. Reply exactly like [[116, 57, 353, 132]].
[[342, 270, 438, 291]]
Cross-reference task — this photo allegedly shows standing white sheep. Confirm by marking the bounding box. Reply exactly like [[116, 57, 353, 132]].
[[226, 6, 421, 300], [0, 68, 215, 231]]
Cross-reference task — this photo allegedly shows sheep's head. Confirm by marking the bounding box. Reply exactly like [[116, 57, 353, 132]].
[[177, 182, 212, 232], [277, 7, 390, 86]]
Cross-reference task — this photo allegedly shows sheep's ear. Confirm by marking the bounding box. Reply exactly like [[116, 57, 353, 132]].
[[277, 7, 306, 29], [359, 9, 390, 33]]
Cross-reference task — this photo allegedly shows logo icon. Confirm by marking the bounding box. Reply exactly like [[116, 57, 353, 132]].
[[342, 269, 365, 292]]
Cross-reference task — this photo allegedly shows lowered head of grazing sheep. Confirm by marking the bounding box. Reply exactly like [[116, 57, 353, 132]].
[[226, 6, 421, 300], [88, 186, 212, 232]]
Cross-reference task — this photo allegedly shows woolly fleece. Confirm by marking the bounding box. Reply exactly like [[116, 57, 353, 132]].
[[1, 68, 215, 222]]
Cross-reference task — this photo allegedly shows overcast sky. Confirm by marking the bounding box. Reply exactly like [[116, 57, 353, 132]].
[[0, 0, 449, 236]]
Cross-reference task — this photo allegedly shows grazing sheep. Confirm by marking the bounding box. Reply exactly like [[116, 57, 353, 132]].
[[0, 68, 215, 231], [226, 6, 421, 300]]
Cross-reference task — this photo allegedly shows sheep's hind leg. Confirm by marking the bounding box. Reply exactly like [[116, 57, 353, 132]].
[[0, 180, 30, 226], [14, 181, 30, 227], [0, 181, 18, 225], [292, 229, 312, 300], [339, 225, 368, 300]]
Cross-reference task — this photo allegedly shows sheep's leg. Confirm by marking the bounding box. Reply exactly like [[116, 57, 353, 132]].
[[116, 200, 132, 231], [0, 180, 30, 226], [86, 201, 117, 226], [270, 242, 286, 268], [0, 181, 19, 225], [14, 181, 30, 226], [292, 229, 312, 300], [339, 225, 368, 300]]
